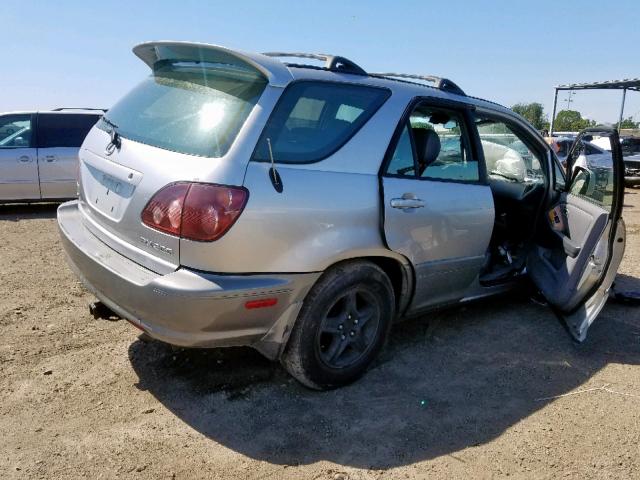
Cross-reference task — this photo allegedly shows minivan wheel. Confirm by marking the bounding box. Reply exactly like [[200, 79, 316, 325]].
[[281, 261, 395, 390]]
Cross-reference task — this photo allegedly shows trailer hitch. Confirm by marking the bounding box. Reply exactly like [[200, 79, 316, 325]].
[[89, 301, 121, 321]]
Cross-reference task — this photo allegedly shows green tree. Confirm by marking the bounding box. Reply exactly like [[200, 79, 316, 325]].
[[618, 116, 639, 129], [553, 110, 595, 131], [511, 102, 548, 130]]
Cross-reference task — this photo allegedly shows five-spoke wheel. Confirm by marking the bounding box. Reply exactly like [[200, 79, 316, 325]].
[[281, 260, 395, 390]]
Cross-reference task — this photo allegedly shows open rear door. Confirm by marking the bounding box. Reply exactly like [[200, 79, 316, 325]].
[[528, 127, 625, 341]]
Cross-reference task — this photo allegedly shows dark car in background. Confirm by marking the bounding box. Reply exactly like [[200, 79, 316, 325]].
[[621, 137, 640, 186]]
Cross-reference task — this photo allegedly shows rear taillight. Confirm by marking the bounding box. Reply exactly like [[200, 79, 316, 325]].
[[141, 182, 248, 242]]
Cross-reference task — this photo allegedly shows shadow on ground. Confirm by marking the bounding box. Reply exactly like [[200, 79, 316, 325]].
[[129, 276, 640, 469], [0, 202, 59, 221]]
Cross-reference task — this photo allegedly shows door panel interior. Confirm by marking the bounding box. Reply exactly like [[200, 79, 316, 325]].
[[528, 193, 608, 310], [527, 127, 625, 341]]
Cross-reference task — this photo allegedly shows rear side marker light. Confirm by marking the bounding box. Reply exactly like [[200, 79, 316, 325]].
[[142, 182, 248, 242], [245, 298, 278, 309]]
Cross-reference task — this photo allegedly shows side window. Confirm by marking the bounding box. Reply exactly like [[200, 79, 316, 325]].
[[384, 103, 479, 182], [252, 81, 390, 163], [0, 114, 32, 148], [387, 124, 415, 176], [37, 114, 100, 148], [411, 106, 477, 181], [476, 117, 545, 184], [569, 136, 615, 208], [553, 158, 566, 191]]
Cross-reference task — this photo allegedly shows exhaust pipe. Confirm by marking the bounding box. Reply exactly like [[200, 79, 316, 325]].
[[89, 301, 121, 321]]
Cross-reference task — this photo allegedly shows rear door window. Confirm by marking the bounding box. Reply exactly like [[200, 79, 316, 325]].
[[37, 114, 101, 148], [383, 103, 479, 183], [252, 81, 390, 163]]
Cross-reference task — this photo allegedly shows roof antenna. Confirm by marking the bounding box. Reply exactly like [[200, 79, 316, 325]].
[[267, 138, 283, 193]]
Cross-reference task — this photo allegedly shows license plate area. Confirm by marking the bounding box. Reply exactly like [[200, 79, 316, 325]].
[[84, 163, 136, 220]]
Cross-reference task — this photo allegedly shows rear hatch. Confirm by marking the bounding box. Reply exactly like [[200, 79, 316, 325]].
[[76, 42, 290, 274]]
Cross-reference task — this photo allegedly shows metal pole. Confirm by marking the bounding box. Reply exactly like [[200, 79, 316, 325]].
[[550, 88, 559, 135], [617, 88, 627, 132], [566, 89, 575, 110]]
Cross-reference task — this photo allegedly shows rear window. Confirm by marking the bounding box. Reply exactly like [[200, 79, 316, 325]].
[[99, 63, 267, 157], [37, 113, 100, 148], [252, 81, 390, 163]]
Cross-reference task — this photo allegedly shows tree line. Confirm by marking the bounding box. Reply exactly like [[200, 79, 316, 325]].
[[510, 102, 639, 132]]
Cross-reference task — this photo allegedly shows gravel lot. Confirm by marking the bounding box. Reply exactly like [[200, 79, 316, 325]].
[[1, 194, 640, 480]]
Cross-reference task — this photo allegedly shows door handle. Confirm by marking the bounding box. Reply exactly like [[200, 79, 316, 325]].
[[390, 197, 426, 209], [45, 155, 56, 162], [18, 155, 32, 163]]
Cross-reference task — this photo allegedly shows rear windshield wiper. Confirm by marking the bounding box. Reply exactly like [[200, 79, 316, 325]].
[[102, 117, 119, 132], [101, 117, 122, 151]]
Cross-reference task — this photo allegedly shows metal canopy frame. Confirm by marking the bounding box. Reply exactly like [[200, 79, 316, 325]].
[[550, 78, 640, 134]]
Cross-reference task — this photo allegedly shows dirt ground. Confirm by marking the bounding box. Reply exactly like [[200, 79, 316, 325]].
[[1, 194, 640, 480]]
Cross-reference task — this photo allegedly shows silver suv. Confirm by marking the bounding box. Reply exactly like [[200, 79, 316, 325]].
[[57, 42, 626, 389]]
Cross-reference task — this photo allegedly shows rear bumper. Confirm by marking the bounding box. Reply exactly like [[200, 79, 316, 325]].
[[57, 200, 320, 357]]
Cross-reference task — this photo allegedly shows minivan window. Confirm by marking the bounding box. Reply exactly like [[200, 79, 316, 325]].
[[0, 114, 32, 148], [37, 114, 100, 148], [252, 81, 390, 163], [99, 64, 267, 157]]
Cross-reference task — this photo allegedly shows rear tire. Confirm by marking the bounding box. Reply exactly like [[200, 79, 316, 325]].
[[281, 260, 395, 390]]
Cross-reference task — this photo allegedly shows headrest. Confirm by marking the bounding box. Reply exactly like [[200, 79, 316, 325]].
[[412, 128, 441, 171]]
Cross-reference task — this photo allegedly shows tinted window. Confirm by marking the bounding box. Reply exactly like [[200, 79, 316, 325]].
[[253, 81, 390, 163], [100, 63, 267, 157], [38, 114, 100, 148], [0, 114, 32, 148]]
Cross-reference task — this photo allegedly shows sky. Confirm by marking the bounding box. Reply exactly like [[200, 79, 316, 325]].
[[2, 0, 639, 125]]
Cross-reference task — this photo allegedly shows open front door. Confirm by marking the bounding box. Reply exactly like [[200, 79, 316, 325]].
[[528, 127, 625, 341]]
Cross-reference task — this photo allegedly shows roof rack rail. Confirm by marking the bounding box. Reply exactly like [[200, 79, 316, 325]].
[[369, 73, 466, 96], [262, 52, 367, 76], [52, 107, 107, 112]]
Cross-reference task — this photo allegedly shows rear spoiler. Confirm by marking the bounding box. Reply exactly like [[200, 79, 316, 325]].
[[132, 41, 293, 87]]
